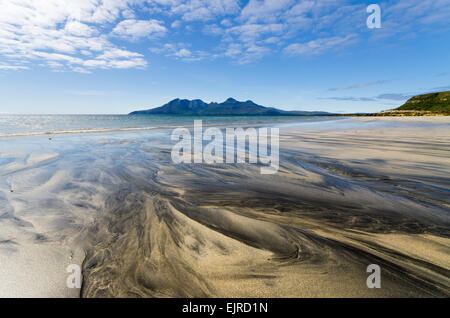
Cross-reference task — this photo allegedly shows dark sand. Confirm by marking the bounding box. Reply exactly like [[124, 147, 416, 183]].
[[1, 117, 449, 297]]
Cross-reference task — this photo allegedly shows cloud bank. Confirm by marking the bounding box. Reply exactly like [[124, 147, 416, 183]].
[[0, 0, 449, 72]]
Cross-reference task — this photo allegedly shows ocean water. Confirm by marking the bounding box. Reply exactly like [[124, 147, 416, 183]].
[[0, 114, 340, 137]]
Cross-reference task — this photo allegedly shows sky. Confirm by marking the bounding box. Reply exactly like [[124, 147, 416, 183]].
[[0, 0, 449, 114]]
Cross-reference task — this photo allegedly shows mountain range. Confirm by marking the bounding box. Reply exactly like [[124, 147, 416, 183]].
[[129, 98, 330, 116], [129, 91, 450, 117]]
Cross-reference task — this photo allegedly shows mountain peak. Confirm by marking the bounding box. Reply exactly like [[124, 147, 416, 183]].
[[129, 97, 330, 116]]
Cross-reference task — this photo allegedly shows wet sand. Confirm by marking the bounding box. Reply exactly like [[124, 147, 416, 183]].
[[0, 117, 449, 297]]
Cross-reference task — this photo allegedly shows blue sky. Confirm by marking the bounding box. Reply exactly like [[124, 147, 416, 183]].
[[0, 0, 449, 114]]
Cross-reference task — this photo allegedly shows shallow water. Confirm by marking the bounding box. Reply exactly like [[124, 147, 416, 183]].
[[0, 117, 449, 297], [0, 114, 342, 136]]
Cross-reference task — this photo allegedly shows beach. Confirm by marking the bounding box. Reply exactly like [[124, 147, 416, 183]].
[[0, 116, 449, 297]]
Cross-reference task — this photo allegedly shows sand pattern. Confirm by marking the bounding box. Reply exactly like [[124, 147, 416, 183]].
[[0, 118, 449, 297]]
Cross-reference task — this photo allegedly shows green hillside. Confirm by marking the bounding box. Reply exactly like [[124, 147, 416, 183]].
[[396, 91, 450, 111]]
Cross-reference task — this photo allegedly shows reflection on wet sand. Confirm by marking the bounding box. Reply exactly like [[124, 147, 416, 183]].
[[0, 118, 449, 297]]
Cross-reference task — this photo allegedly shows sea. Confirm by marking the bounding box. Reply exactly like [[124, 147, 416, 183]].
[[0, 114, 342, 137]]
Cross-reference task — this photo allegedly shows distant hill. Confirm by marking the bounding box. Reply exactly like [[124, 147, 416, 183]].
[[395, 91, 450, 112], [129, 98, 329, 116]]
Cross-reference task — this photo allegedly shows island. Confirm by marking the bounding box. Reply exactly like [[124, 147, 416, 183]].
[[129, 91, 450, 117], [129, 97, 329, 116]]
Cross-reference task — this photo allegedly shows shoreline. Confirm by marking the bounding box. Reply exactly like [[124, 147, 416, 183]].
[[0, 117, 449, 297], [1, 114, 449, 139]]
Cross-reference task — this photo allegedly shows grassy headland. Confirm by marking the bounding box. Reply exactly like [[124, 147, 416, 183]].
[[339, 91, 450, 116]]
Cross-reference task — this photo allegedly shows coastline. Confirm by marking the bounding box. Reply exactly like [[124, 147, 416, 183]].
[[0, 117, 449, 297]]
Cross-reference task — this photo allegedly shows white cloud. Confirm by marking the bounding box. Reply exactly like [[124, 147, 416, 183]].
[[264, 37, 280, 44], [174, 48, 192, 57], [203, 24, 224, 36], [65, 21, 98, 37], [171, 20, 182, 28], [0, 0, 151, 72], [238, 45, 270, 64], [107, 59, 147, 69], [111, 19, 167, 40], [370, 0, 450, 40], [169, 0, 240, 21], [1, 0, 449, 71], [150, 43, 207, 62], [284, 34, 358, 56], [80, 50, 93, 56], [240, 0, 294, 23], [85, 48, 147, 69], [0, 64, 29, 70], [97, 48, 143, 60], [221, 19, 232, 27], [71, 67, 92, 74], [224, 43, 242, 57], [228, 23, 285, 44]]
